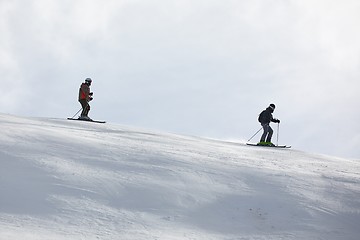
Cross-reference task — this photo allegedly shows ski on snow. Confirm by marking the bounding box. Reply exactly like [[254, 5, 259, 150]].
[[246, 143, 291, 148], [67, 118, 106, 124]]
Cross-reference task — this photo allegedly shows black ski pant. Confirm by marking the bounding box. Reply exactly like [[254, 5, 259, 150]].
[[79, 99, 90, 117], [260, 123, 273, 142]]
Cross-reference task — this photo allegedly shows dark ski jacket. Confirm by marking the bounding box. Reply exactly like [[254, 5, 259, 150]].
[[258, 107, 277, 124]]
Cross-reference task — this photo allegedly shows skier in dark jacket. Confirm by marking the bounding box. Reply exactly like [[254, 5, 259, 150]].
[[78, 78, 93, 120], [258, 104, 280, 146]]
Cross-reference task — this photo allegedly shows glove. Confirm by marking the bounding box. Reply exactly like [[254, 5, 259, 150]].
[[89, 92, 93, 96], [89, 97, 93, 101], [273, 118, 280, 123]]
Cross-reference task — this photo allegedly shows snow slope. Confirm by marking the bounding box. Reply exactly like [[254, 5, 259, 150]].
[[0, 113, 359, 240]]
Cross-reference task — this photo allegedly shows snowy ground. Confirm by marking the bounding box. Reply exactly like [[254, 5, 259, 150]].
[[0, 113, 359, 240]]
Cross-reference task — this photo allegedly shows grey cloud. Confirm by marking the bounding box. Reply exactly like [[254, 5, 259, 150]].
[[0, 0, 359, 158]]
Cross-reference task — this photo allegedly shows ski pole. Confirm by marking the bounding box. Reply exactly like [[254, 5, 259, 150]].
[[247, 127, 263, 142], [70, 107, 83, 119], [276, 123, 280, 146]]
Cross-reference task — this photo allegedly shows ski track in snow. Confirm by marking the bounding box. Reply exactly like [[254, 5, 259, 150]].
[[0, 114, 359, 240]]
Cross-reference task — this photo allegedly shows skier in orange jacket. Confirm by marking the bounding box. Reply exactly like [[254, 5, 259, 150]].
[[78, 78, 93, 120]]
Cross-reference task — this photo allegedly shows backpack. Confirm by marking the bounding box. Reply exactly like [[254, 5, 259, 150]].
[[258, 110, 265, 123]]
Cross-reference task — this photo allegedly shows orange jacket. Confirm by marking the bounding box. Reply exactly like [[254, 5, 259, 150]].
[[78, 83, 90, 101]]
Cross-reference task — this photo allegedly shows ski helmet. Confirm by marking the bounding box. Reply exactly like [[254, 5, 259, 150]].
[[269, 103, 275, 110], [85, 78, 92, 84]]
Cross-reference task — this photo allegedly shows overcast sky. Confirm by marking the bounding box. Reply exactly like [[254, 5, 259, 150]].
[[1, 0, 359, 159]]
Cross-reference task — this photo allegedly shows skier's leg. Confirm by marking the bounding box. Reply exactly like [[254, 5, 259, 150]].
[[80, 100, 88, 117], [260, 124, 269, 142], [85, 104, 90, 116], [266, 126, 273, 142]]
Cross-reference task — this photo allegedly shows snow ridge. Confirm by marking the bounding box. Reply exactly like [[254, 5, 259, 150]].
[[0, 114, 359, 240]]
